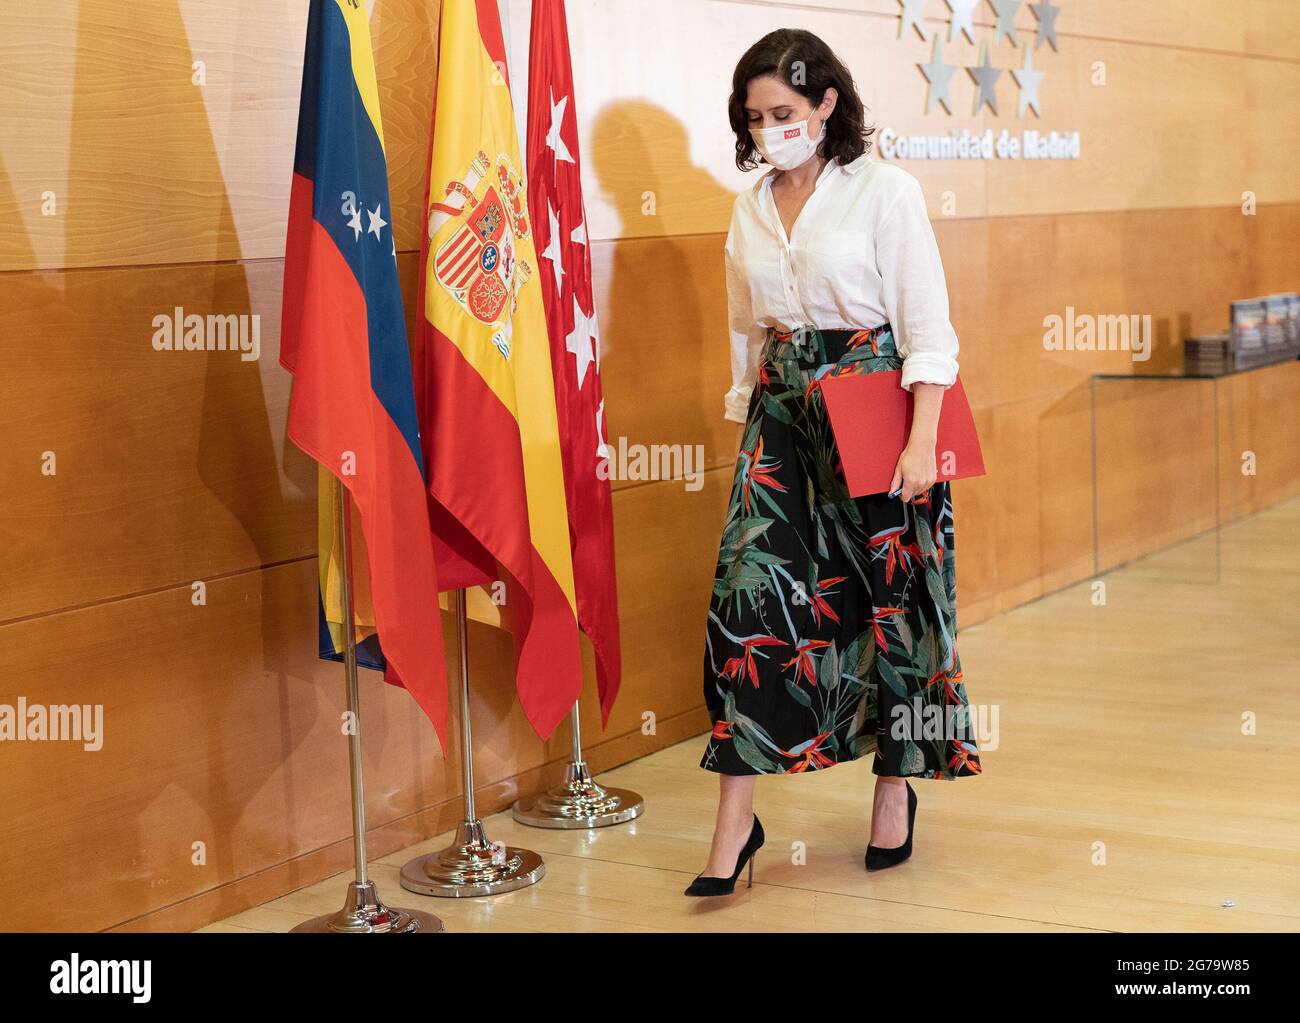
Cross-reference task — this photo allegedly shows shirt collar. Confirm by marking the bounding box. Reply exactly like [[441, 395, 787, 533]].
[[760, 152, 869, 183], [839, 152, 871, 174], [754, 152, 871, 198]]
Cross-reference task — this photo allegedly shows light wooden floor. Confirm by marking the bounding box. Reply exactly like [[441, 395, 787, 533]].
[[203, 498, 1300, 933]]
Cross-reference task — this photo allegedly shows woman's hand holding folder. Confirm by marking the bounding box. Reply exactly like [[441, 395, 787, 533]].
[[888, 382, 942, 501], [818, 370, 986, 499]]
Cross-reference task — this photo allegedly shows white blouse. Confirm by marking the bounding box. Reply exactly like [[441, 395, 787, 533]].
[[723, 152, 960, 423]]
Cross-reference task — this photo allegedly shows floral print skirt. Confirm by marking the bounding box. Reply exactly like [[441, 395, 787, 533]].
[[701, 324, 982, 780]]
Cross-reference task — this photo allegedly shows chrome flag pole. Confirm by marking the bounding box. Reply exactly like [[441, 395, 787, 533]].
[[399, 588, 545, 897], [512, 702, 644, 829], [292, 480, 444, 934]]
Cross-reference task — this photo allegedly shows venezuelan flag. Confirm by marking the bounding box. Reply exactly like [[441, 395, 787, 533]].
[[281, 0, 450, 744], [413, 0, 582, 741]]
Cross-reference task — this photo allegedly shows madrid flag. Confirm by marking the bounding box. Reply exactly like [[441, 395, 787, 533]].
[[281, 0, 450, 744], [414, 0, 582, 740], [526, 0, 623, 724]]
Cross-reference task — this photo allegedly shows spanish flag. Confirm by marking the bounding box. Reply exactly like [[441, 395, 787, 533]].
[[413, 0, 582, 740], [281, 0, 450, 744]]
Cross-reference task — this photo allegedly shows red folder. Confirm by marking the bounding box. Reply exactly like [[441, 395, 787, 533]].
[[818, 370, 985, 498]]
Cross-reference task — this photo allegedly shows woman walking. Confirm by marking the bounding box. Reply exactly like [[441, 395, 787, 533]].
[[689, 28, 982, 897]]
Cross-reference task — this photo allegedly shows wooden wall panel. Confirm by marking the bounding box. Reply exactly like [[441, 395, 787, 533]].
[[595, 472, 733, 737], [947, 386, 1096, 628], [5, 200, 1274, 627], [0, 259, 309, 622], [1217, 360, 1300, 522], [1243, 0, 1300, 61], [588, 207, 1295, 436], [980, 206, 1263, 410], [772, 0, 1300, 59], [591, 234, 739, 480], [6, 2, 1297, 268], [0, 559, 449, 932], [1094, 378, 1220, 572], [0, 1, 440, 271], [571, 0, 1300, 243], [572, 0, 992, 241], [982, 35, 1247, 218], [0, 479, 735, 933], [2, 2, 303, 270], [0, 249, 451, 625]]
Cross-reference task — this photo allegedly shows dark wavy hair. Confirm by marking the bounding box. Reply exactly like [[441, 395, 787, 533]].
[[728, 28, 875, 172]]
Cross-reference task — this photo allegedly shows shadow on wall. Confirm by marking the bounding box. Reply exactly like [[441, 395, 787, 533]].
[[587, 99, 739, 465]]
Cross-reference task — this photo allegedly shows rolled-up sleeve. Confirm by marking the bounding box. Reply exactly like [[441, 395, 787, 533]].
[[876, 176, 960, 391], [722, 213, 766, 423]]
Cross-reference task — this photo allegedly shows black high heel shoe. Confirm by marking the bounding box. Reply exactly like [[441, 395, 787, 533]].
[[865, 781, 916, 871], [685, 815, 765, 896]]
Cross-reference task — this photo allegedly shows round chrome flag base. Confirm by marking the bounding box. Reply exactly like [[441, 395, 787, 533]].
[[289, 880, 445, 933], [513, 760, 645, 829], [399, 819, 545, 898]]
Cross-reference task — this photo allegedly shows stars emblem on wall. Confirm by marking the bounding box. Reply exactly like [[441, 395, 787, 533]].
[[918, 37, 957, 115], [905, 0, 1063, 117], [1010, 46, 1045, 116], [1029, 0, 1061, 50], [898, 0, 930, 40], [988, 0, 1020, 47], [967, 41, 1001, 116], [944, 0, 980, 44]]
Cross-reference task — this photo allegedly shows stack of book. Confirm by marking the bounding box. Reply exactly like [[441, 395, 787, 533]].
[[1264, 293, 1300, 357], [1183, 332, 1234, 376], [1264, 296, 1287, 354], [1230, 298, 1273, 370], [1182, 293, 1299, 376]]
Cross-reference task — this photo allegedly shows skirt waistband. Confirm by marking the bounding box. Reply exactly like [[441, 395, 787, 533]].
[[767, 323, 896, 364]]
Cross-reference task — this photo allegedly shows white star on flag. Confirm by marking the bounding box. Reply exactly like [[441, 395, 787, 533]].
[[570, 216, 587, 247], [367, 204, 387, 241], [566, 296, 596, 388], [542, 202, 566, 294], [547, 89, 574, 168], [347, 204, 363, 240]]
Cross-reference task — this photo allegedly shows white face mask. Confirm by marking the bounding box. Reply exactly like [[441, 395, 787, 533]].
[[750, 115, 824, 171]]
